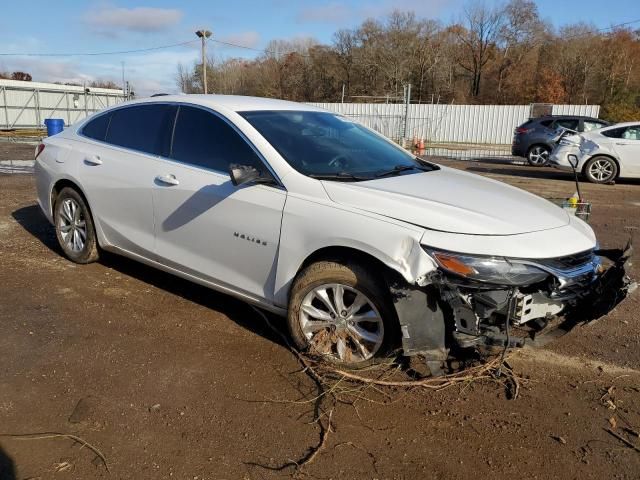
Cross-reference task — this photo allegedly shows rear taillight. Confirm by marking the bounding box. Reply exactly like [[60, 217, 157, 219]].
[[515, 127, 531, 134], [35, 143, 45, 159]]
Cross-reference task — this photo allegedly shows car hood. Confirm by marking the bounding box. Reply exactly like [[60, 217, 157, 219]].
[[321, 166, 570, 235]]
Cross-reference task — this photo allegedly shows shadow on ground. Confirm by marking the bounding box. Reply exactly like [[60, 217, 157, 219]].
[[0, 446, 16, 480], [11, 204, 288, 351]]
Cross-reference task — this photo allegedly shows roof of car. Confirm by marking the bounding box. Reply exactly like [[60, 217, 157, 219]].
[[532, 115, 604, 121], [125, 94, 327, 113], [599, 121, 640, 129]]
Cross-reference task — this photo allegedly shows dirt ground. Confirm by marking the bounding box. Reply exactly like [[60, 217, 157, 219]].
[[1, 143, 639, 480]]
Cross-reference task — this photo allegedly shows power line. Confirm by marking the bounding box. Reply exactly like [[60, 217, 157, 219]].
[[207, 37, 313, 59], [561, 18, 640, 40], [0, 39, 199, 57]]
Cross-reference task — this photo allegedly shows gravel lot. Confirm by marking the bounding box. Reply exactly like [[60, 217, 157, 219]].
[[1, 142, 639, 479]]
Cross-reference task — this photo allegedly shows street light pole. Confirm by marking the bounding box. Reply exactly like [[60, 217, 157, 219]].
[[195, 29, 212, 94]]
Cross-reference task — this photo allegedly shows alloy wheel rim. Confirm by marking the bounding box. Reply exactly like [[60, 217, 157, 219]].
[[589, 159, 614, 181], [529, 146, 549, 165], [58, 198, 87, 253], [299, 283, 384, 363]]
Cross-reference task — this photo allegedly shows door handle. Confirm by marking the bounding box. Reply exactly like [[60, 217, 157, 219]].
[[616, 142, 630, 146], [155, 174, 179, 186], [85, 155, 102, 165]]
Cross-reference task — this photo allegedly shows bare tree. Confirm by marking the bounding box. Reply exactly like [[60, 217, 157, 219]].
[[171, 4, 640, 117], [454, 1, 505, 97], [333, 28, 358, 96]]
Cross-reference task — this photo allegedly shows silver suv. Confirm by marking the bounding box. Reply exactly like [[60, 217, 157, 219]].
[[512, 115, 609, 166]]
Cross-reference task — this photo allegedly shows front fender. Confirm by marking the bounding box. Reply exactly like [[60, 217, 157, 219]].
[[273, 194, 437, 307]]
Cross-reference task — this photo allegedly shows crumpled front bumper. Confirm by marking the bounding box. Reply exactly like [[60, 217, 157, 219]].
[[391, 242, 636, 365]]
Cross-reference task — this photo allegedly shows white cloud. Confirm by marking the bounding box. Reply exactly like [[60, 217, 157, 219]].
[[296, 3, 351, 24], [0, 43, 200, 97], [83, 6, 183, 34], [0, 57, 90, 85]]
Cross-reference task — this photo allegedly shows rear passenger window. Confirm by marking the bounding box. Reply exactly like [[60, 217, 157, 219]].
[[171, 106, 263, 173], [106, 104, 176, 156], [583, 120, 606, 132], [554, 119, 579, 131], [82, 113, 111, 141]]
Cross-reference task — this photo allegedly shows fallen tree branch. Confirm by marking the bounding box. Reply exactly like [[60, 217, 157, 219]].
[[297, 409, 333, 469], [0, 432, 109, 472], [604, 428, 640, 453], [251, 307, 336, 471]]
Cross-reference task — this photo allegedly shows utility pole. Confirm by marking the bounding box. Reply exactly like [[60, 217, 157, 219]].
[[403, 83, 411, 141], [121, 61, 126, 95], [195, 29, 212, 94]]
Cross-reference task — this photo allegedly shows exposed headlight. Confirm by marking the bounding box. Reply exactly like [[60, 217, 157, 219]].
[[424, 249, 550, 286]]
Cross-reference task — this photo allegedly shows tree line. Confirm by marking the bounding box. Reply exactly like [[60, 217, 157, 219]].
[[177, 0, 640, 122]]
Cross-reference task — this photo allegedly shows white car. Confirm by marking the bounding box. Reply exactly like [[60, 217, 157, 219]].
[[34, 95, 628, 370], [550, 122, 640, 183]]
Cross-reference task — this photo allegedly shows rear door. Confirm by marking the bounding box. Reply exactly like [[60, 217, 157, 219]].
[[152, 105, 287, 302], [76, 103, 176, 257]]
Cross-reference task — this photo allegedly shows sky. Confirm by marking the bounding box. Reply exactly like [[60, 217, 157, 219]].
[[0, 0, 639, 96]]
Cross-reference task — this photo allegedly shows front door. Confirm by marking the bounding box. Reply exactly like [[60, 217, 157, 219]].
[[152, 105, 286, 302], [612, 125, 640, 176]]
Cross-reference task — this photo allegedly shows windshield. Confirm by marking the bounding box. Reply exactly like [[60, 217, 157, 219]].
[[239, 110, 435, 180]]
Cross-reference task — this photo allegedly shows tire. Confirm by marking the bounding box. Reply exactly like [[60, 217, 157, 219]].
[[584, 156, 618, 184], [53, 187, 100, 264], [287, 260, 397, 368], [527, 145, 551, 166]]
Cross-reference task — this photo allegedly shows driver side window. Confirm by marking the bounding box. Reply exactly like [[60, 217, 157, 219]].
[[170, 106, 264, 173]]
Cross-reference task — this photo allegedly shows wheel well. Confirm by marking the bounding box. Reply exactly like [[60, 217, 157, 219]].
[[297, 246, 400, 285], [582, 154, 620, 178], [527, 143, 551, 154], [51, 179, 91, 214]]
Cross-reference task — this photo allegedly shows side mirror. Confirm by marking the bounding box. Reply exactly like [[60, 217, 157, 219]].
[[229, 163, 273, 187], [567, 154, 579, 169]]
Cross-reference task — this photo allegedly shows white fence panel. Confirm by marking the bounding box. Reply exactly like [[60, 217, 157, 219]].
[[309, 103, 600, 144], [1, 79, 128, 129]]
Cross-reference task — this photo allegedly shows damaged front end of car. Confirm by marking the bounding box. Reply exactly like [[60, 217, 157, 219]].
[[391, 241, 635, 373]]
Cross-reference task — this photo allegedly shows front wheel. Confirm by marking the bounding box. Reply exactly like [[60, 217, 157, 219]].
[[584, 156, 617, 184], [53, 187, 100, 263], [287, 261, 397, 367], [527, 145, 550, 166]]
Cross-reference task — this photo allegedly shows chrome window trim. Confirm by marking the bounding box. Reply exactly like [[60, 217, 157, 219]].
[[77, 100, 285, 189]]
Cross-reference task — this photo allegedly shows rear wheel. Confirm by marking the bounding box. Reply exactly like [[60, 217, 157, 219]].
[[53, 187, 99, 264], [584, 156, 617, 184], [287, 261, 397, 368], [527, 145, 550, 166]]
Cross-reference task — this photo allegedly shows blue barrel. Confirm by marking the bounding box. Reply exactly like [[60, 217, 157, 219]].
[[44, 118, 64, 136]]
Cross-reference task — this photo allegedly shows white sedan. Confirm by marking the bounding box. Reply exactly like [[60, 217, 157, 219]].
[[550, 122, 640, 183], [34, 95, 629, 370]]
